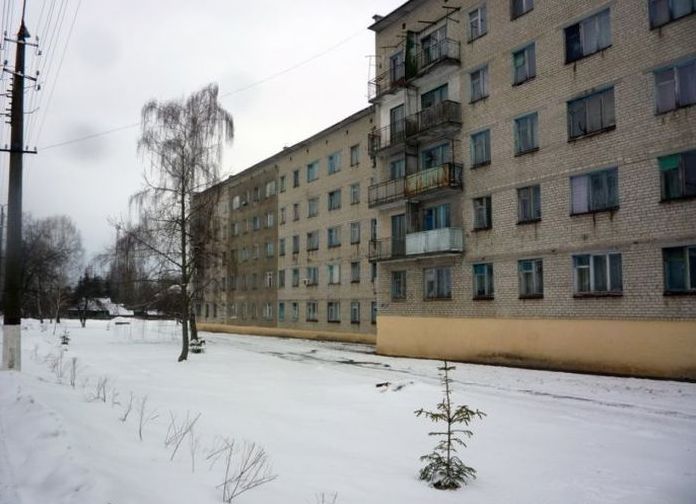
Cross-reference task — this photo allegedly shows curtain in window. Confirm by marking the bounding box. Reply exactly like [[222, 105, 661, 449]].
[[574, 256, 591, 292], [602, 88, 616, 128], [571, 175, 589, 213], [514, 51, 527, 84], [581, 15, 599, 55], [568, 99, 586, 137], [597, 9, 611, 49]]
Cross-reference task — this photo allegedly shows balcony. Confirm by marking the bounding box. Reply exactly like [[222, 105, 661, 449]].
[[414, 38, 460, 76], [368, 63, 408, 102], [368, 237, 406, 262], [368, 120, 408, 156], [405, 227, 464, 256], [368, 177, 405, 208], [405, 163, 463, 199], [407, 100, 461, 141]]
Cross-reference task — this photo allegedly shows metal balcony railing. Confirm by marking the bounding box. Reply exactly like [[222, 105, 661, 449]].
[[368, 237, 406, 261], [408, 100, 461, 138], [368, 120, 408, 156], [368, 62, 407, 102], [368, 177, 406, 208], [405, 163, 463, 198], [415, 38, 461, 73], [405, 227, 464, 256]]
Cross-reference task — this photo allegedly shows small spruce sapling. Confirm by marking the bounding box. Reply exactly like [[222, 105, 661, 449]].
[[414, 361, 485, 490]]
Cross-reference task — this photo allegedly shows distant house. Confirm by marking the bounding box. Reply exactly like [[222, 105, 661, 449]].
[[66, 298, 134, 319]]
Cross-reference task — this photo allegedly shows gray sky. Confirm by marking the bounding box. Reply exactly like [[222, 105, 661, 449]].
[[0, 0, 405, 258]]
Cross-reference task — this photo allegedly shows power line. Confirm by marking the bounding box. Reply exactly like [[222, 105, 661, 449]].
[[40, 27, 367, 151]]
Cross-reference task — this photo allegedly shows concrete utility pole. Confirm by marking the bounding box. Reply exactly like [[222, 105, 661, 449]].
[[2, 8, 31, 371]]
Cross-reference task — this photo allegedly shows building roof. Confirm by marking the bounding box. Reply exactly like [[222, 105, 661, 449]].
[[368, 0, 429, 33]]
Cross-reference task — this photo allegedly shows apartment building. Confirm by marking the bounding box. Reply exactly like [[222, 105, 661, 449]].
[[198, 108, 378, 343], [368, 0, 696, 378]]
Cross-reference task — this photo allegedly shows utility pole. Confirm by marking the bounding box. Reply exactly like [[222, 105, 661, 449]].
[[2, 4, 33, 371], [0, 204, 5, 311]]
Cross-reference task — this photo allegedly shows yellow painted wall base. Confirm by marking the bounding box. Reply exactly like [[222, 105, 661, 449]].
[[198, 323, 376, 346], [376, 316, 696, 380]]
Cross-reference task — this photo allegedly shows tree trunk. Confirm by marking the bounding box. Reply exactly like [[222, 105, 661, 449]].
[[177, 177, 189, 363], [190, 310, 198, 341]]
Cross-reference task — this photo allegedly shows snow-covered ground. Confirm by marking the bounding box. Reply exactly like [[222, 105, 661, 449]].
[[1, 319, 695, 504]]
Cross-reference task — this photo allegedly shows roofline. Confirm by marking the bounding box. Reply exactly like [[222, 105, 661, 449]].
[[229, 105, 374, 181], [368, 0, 429, 33]]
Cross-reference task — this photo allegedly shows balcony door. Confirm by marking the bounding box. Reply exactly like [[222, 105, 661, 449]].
[[391, 214, 406, 256], [390, 104, 405, 143]]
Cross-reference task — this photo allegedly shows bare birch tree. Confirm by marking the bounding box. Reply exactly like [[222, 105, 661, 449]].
[[127, 83, 233, 362]]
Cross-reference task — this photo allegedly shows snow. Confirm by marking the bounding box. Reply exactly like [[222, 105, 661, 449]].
[[1, 318, 695, 503]]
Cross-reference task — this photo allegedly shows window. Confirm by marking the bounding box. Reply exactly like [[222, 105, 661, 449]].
[[278, 302, 285, 321], [513, 44, 536, 85], [469, 5, 487, 41], [265, 241, 274, 257], [228, 303, 236, 318], [470, 66, 488, 102], [229, 275, 237, 290], [279, 175, 286, 192], [292, 169, 300, 188], [328, 226, 341, 248], [519, 259, 543, 298], [328, 152, 341, 175], [252, 187, 260, 202], [350, 301, 360, 324], [307, 161, 319, 182], [350, 144, 360, 166], [291, 235, 299, 254], [424, 203, 451, 230], [570, 167, 619, 214], [252, 215, 261, 231], [327, 302, 341, 323], [278, 269, 285, 288], [351, 262, 361, 283], [291, 302, 299, 321], [473, 196, 492, 230], [266, 212, 274, 228], [421, 84, 448, 109], [292, 268, 300, 287], [371, 218, 378, 241], [473, 263, 494, 299], [649, 0, 696, 28], [293, 203, 300, 221], [573, 253, 623, 294], [470, 130, 491, 167], [265, 180, 276, 197], [265, 271, 274, 288], [514, 113, 538, 154], [350, 222, 361, 244], [328, 264, 341, 285], [250, 303, 256, 319], [390, 50, 405, 83], [231, 222, 239, 236], [306, 301, 318, 322], [565, 9, 611, 63], [350, 183, 361, 205], [424, 267, 452, 299], [659, 149, 696, 200], [251, 273, 258, 290], [390, 159, 406, 179], [392, 271, 406, 300], [568, 87, 616, 139], [306, 266, 319, 286], [517, 185, 541, 223], [307, 231, 319, 251], [279, 238, 286, 256], [232, 195, 241, 210], [328, 190, 341, 210], [308, 197, 319, 217], [421, 25, 447, 66], [280, 207, 286, 224], [263, 303, 273, 321], [511, 0, 533, 19], [371, 301, 377, 324], [654, 60, 696, 113], [663, 245, 696, 293], [422, 143, 451, 169]]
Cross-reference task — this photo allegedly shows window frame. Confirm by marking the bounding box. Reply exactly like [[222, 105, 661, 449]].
[[518, 258, 543, 298], [512, 43, 536, 86], [470, 66, 489, 103], [517, 184, 541, 224], [350, 301, 361, 324], [473, 196, 492, 230], [423, 267, 452, 300], [564, 8, 612, 64], [573, 252, 623, 296], [470, 129, 491, 168], [567, 87, 616, 140], [514, 112, 539, 155], [659, 149, 696, 201], [327, 226, 341, 248], [663, 245, 696, 294], [392, 270, 407, 300], [511, 0, 534, 20], [327, 301, 341, 323], [654, 59, 696, 114], [468, 5, 488, 42], [570, 167, 619, 215], [649, 0, 696, 29]]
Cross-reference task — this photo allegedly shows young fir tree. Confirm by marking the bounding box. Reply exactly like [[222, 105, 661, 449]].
[[414, 361, 486, 490]]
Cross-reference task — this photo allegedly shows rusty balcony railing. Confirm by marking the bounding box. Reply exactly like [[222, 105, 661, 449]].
[[408, 100, 461, 139], [405, 162, 463, 199], [415, 38, 461, 73], [368, 237, 406, 262], [368, 62, 407, 102], [368, 177, 406, 208]]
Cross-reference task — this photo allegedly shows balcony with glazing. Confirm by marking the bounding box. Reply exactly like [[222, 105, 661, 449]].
[[368, 162, 463, 208]]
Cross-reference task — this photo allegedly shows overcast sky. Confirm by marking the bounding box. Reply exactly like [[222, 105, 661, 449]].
[[0, 0, 405, 258]]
